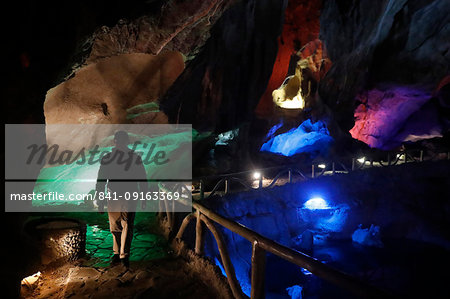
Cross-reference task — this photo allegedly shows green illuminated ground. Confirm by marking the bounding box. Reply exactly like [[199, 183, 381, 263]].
[[32, 212, 169, 267], [23, 211, 228, 299], [85, 213, 169, 267]]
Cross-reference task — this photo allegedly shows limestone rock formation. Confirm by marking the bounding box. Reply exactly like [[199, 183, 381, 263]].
[[350, 85, 442, 149], [272, 39, 332, 111], [86, 0, 235, 64], [255, 0, 322, 117], [44, 51, 184, 124], [296, 39, 332, 84], [318, 0, 450, 133], [272, 74, 305, 110], [56, 0, 236, 82], [160, 0, 288, 132]]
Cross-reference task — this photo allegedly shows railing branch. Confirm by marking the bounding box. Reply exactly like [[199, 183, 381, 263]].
[[193, 202, 393, 299], [250, 240, 266, 299], [199, 214, 247, 299]]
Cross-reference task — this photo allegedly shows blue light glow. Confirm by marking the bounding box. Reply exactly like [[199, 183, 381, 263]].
[[260, 119, 333, 157], [214, 257, 227, 277], [303, 197, 329, 210], [300, 268, 312, 276]]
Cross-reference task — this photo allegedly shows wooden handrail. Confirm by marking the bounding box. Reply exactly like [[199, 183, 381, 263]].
[[191, 202, 393, 299], [192, 148, 445, 198], [200, 214, 247, 299], [159, 154, 450, 298]]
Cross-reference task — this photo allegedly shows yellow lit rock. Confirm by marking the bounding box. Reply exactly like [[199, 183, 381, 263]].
[[272, 67, 305, 110], [21, 272, 41, 289]]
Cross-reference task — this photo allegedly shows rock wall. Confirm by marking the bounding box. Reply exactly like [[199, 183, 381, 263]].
[[87, 1, 234, 60], [40, 0, 238, 126], [318, 0, 450, 134], [66, 0, 236, 80], [349, 85, 443, 149], [255, 0, 322, 118], [44, 52, 184, 124], [43, 0, 289, 135], [159, 0, 288, 133]]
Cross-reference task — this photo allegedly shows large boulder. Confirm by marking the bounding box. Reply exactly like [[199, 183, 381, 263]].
[[349, 85, 442, 149], [44, 51, 184, 124]]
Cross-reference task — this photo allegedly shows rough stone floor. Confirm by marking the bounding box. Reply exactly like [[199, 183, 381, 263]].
[[20, 213, 221, 299]]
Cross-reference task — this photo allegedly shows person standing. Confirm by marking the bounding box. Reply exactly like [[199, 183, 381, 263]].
[[95, 131, 148, 268]]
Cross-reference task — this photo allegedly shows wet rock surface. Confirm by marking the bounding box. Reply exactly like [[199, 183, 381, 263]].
[[25, 218, 87, 265]]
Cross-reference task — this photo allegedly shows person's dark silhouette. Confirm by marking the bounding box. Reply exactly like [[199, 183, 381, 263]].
[[95, 130, 148, 268]]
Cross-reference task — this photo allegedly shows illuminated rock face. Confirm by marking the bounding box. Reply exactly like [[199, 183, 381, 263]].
[[349, 86, 442, 150], [86, 0, 234, 64], [261, 119, 333, 157], [255, 0, 322, 117], [204, 161, 450, 297], [319, 0, 450, 132], [44, 52, 184, 124], [297, 39, 332, 85], [25, 218, 86, 264], [159, 0, 287, 132], [272, 75, 305, 110], [272, 40, 332, 111]]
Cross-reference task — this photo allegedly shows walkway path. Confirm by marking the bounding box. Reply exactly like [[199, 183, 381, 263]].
[[20, 212, 230, 299]]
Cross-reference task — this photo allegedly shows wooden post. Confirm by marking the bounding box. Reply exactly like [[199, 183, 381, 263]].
[[200, 215, 246, 299], [195, 210, 203, 255], [251, 241, 266, 299], [175, 213, 196, 240], [224, 179, 229, 194], [288, 169, 292, 183], [193, 202, 392, 299], [311, 165, 315, 178], [332, 163, 335, 175]]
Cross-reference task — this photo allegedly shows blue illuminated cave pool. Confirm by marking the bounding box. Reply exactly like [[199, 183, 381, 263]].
[[200, 162, 450, 299]]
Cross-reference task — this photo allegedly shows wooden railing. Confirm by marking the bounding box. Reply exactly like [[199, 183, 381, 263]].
[[159, 147, 450, 298], [193, 148, 450, 199], [159, 182, 394, 298], [168, 201, 393, 299]]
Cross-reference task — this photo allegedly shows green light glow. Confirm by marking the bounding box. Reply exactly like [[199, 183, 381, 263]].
[[32, 130, 192, 208]]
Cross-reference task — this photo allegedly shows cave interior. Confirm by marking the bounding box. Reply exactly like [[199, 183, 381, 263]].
[[5, 0, 450, 298]]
